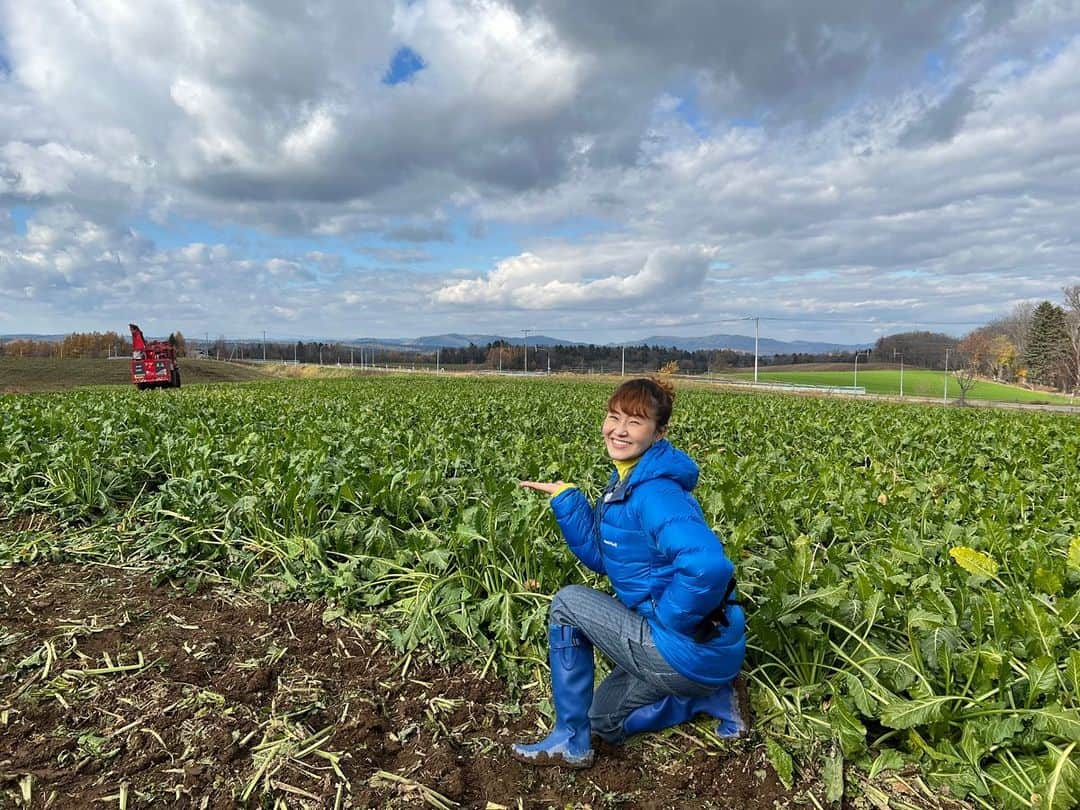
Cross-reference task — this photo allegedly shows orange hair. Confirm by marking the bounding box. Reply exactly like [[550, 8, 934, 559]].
[[606, 377, 676, 427]]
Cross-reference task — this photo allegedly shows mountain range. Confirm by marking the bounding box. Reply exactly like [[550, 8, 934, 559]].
[[3, 332, 868, 355], [353, 332, 866, 355]]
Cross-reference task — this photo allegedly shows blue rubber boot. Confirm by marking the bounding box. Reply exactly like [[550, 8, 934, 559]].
[[622, 678, 746, 740], [512, 625, 595, 768]]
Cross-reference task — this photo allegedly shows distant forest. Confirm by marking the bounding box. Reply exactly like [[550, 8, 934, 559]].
[[3, 285, 1078, 391]]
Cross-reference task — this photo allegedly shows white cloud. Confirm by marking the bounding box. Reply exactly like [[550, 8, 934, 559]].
[[433, 245, 715, 309], [1, 1, 1079, 341]]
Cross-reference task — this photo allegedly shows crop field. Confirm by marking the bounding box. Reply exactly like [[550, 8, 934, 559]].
[[720, 367, 1076, 404], [1, 376, 1079, 808], [0, 357, 268, 394]]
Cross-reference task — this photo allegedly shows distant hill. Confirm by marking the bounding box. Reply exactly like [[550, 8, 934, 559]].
[[354, 332, 866, 355], [634, 334, 865, 354], [375, 333, 578, 349], [0, 334, 66, 342], [7, 331, 866, 356]]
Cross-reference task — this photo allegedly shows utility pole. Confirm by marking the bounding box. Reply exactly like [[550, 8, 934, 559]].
[[893, 349, 904, 397], [546, 351, 550, 374], [853, 348, 871, 392], [319, 344, 323, 365], [753, 317, 759, 383], [350, 348, 354, 366], [263, 331, 267, 361], [498, 344, 502, 372], [621, 345, 626, 376], [523, 329, 531, 373], [944, 347, 950, 403], [294, 342, 298, 364], [436, 348, 440, 373]]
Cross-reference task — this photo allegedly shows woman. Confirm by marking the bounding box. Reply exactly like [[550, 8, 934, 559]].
[[514, 377, 746, 768]]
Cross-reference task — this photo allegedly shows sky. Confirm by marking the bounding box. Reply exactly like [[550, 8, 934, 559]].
[[1, 0, 1079, 345]]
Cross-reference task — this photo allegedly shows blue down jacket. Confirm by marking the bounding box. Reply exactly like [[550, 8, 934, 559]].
[[549, 439, 745, 687]]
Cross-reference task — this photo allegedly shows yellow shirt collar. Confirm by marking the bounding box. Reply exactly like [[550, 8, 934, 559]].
[[614, 458, 639, 482]]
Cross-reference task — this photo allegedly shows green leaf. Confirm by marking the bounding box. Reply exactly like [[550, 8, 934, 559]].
[[823, 746, 844, 804], [1025, 601, 1063, 659], [1066, 650, 1080, 700], [967, 713, 1025, 749], [765, 738, 794, 790], [960, 721, 986, 766], [1036, 706, 1080, 744], [880, 696, 952, 730], [1034, 567, 1063, 595], [949, 546, 998, 578], [321, 606, 347, 624], [1028, 656, 1060, 704], [845, 672, 875, 716], [1042, 742, 1080, 810], [828, 696, 867, 758], [867, 748, 904, 780], [420, 547, 451, 572], [1068, 536, 1080, 571], [906, 607, 944, 629]]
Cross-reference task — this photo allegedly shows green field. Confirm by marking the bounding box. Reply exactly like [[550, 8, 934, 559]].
[[722, 367, 1076, 404], [0, 357, 268, 393], [2, 376, 1079, 807]]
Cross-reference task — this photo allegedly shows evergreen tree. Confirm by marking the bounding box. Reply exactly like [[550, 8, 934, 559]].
[[1022, 301, 1070, 389]]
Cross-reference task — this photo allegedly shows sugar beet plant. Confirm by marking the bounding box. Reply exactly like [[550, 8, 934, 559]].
[[1, 376, 1079, 807]]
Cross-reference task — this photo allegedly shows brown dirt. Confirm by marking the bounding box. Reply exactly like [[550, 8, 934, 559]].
[[0, 358, 266, 394], [0, 564, 825, 809]]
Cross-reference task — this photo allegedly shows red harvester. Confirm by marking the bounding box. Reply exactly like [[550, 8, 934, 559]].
[[129, 324, 181, 389]]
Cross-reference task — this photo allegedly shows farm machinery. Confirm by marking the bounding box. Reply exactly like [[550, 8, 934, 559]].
[[129, 323, 181, 389]]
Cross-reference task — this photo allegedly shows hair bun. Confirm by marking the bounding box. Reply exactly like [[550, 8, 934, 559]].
[[650, 375, 676, 402]]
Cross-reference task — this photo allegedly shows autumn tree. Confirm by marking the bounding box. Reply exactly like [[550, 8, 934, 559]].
[[168, 331, 187, 357], [989, 336, 1017, 381], [59, 331, 130, 358], [957, 331, 993, 376], [996, 301, 1036, 359]]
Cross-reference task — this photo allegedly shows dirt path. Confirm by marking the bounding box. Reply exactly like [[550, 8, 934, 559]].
[[0, 563, 817, 809]]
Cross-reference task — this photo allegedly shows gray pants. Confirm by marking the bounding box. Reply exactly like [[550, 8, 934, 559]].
[[549, 584, 714, 742]]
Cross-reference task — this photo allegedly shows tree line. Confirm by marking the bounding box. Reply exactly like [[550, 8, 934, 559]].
[[4, 285, 1078, 392], [0, 331, 133, 358], [0, 331, 191, 359], [869, 286, 1079, 393], [181, 338, 866, 371]]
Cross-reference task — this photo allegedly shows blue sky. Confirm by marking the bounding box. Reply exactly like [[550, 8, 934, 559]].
[[1, 1, 1078, 344], [383, 46, 426, 85]]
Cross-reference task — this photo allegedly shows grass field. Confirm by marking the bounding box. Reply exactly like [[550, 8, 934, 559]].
[[722, 366, 1076, 404], [0, 357, 268, 393]]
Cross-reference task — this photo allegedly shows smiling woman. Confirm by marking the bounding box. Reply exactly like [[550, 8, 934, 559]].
[[515, 376, 746, 768]]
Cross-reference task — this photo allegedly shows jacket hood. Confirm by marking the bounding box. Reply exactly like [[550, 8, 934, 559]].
[[623, 439, 699, 491]]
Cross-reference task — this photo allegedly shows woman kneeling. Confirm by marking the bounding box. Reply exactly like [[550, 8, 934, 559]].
[[515, 377, 746, 769]]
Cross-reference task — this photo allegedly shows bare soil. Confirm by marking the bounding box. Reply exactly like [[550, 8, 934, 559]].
[[0, 564, 818, 809], [0, 358, 266, 394], [0, 563, 970, 809]]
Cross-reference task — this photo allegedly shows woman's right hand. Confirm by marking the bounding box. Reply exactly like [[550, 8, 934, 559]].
[[519, 480, 566, 495]]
